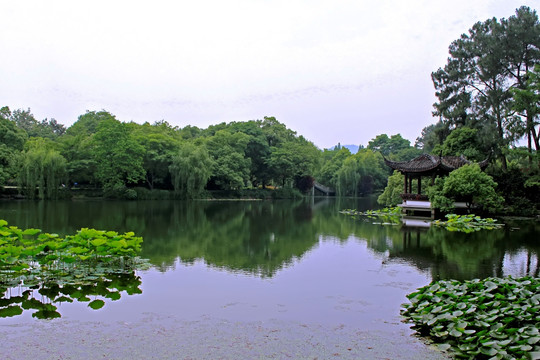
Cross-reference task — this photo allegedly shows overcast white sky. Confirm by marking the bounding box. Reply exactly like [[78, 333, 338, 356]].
[[1, 0, 537, 149]]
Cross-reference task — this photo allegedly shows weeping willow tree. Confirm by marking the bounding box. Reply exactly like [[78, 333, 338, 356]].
[[336, 149, 387, 197], [336, 156, 361, 197], [19, 146, 66, 199], [377, 171, 404, 206], [169, 142, 214, 198]]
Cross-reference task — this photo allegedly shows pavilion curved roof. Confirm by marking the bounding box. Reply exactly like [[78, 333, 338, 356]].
[[384, 154, 489, 174]]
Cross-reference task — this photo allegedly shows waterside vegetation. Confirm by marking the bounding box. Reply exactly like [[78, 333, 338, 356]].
[[0, 219, 148, 319], [340, 207, 505, 233], [340, 207, 402, 225], [433, 214, 505, 233], [402, 276, 540, 359]]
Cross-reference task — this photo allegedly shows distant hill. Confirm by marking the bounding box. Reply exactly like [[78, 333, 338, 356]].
[[330, 144, 359, 154]]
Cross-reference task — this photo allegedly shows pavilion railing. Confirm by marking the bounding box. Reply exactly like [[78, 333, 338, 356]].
[[400, 193, 429, 201]]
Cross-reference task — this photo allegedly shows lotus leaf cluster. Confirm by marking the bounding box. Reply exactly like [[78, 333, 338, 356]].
[[0, 219, 143, 270], [401, 276, 540, 359], [340, 207, 401, 225], [433, 214, 505, 233], [0, 219, 147, 319]]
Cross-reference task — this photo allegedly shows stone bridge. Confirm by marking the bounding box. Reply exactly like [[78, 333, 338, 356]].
[[313, 182, 335, 196]]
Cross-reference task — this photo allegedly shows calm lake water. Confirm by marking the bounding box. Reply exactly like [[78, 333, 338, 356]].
[[0, 198, 538, 358]]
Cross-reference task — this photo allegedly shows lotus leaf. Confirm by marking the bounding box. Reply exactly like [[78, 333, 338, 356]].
[[438, 344, 451, 351], [22, 298, 44, 310], [32, 310, 61, 319], [106, 292, 121, 301], [0, 305, 24, 318], [0, 220, 148, 319], [88, 299, 105, 310], [22, 229, 41, 236], [54, 296, 73, 303], [402, 276, 540, 359], [90, 238, 108, 247], [69, 246, 90, 255], [0, 296, 26, 307]]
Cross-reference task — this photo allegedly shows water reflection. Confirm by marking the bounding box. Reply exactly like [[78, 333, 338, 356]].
[[0, 198, 538, 281], [387, 227, 532, 280], [0, 271, 142, 319]]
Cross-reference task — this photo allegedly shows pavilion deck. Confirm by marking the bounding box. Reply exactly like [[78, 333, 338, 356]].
[[398, 194, 470, 220], [398, 198, 435, 219]]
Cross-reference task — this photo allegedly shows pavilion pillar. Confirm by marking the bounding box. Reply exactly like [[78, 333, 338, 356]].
[[418, 176, 422, 195], [404, 173, 408, 194]]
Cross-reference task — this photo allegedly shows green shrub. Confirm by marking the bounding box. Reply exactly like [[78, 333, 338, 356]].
[[429, 164, 504, 214], [378, 171, 404, 206], [133, 187, 173, 200], [271, 188, 303, 199]]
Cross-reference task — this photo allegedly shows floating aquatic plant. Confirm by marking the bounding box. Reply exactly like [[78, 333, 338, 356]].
[[340, 207, 401, 225], [401, 276, 540, 359], [0, 220, 149, 319], [433, 214, 504, 233], [341, 210, 506, 232], [0, 220, 144, 270]]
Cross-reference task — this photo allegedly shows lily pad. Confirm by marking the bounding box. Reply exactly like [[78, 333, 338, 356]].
[[402, 276, 540, 359], [88, 299, 105, 310]]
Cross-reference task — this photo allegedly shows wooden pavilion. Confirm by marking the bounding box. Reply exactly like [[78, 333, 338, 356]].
[[384, 154, 489, 219]]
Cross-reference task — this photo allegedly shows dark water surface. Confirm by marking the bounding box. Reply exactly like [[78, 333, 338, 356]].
[[0, 198, 538, 358]]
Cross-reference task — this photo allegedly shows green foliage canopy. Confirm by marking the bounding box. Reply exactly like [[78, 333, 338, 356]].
[[92, 119, 145, 195], [169, 141, 214, 198], [0, 107, 27, 185], [18, 138, 66, 199], [132, 121, 181, 190], [377, 171, 404, 207], [367, 133, 412, 157], [437, 127, 483, 161], [336, 149, 386, 197], [429, 164, 504, 213], [206, 130, 251, 189], [431, 6, 540, 168]]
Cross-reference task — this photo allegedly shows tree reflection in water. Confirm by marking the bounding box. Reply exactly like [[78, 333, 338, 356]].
[[0, 198, 538, 282]]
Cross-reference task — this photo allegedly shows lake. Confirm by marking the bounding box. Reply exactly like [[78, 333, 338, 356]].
[[0, 198, 538, 359]]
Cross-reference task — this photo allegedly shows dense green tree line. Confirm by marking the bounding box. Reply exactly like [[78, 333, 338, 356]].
[[2, 107, 416, 199]]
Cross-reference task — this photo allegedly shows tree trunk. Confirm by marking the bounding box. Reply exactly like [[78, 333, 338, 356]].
[[146, 173, 154, 191], [532, 126, 540, 151], [528, 124, 533, 165], [496, 114, 507, 171], [532, 126, 540, 168], [525, 106, 540, 167]]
